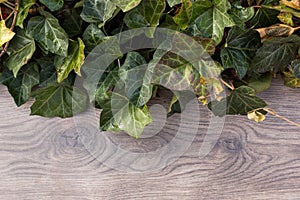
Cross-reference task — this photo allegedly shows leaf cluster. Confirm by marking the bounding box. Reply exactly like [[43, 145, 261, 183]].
[[1, 0, 300, 138]]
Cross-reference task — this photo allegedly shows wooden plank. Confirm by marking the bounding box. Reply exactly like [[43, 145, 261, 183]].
[[0, 78, 300, 199]]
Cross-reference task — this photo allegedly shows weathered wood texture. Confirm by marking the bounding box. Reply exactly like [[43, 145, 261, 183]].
[[1, 78, 300, 199]]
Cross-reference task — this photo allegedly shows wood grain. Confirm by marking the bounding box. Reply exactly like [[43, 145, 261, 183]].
[[1, 78, 300, 199]]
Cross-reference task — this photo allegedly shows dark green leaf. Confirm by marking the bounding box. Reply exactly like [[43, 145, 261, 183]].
[[31, 84, 87, 118], [99, 92, 152, 138], [80, 0, 117, 25], [251, 35, 300, 73], [188, 0, 235, 44], [1, 63, 39, 106], [55, 38, 85, 83], [221, 26, 261, 78], [39, 0, 64, 11], [247, 73, 272, 93], [124, 0, 166, 28], [27, 9, 69, 56], [61, 8, 83, 37], [36, 56, 57, 87], [82, 24, 108, 53], [208, 86, 267, 116], [111, 0, 142, 12], [6, 29, 35, 77], [228, 1, 255, 28], [248, 6, 280, 28], [16, 0, 36, 29]]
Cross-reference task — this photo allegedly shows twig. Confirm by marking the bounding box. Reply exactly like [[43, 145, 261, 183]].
[[263, 108, 300, 128], [220, 78, 234, 90]]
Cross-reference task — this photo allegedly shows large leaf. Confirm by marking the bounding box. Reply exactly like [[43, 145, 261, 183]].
[[27, 9, 69, 57], [208, 86, 267, 116], [30, 84, 87, 118], [124, 0, 166, 28], [99, 92, 152, 138], [16, 0, 36, 29], [188, 0, 235, 44], [251, 35, 300, 73], [173, 0, 193, 30], [82, 24, 108, 53], [221, 26, 261, 78], [1, 63, 39, 106], [80, 0, 116, 25], [6, 29, 35, 77], [0, 20, 15, 46], [111, 0, 142, 12], [39, 0, 64, 11], [55, 38, 85, 83], [248, 6, 280, 28], [118, 52, 153, 107]]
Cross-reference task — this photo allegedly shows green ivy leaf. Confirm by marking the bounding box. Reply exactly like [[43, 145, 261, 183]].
[[111, 0, 142, 12], [119, 52, 153, 107], [188, 0, 235, 44], [282, 70, 300, 88], [291, 59, 300, 79], [99, 92, 152, 138], [55, 38, 85, 83], [30, 84, 87, 118], [248, 6, 280, 28], [247, 73, 272, 93], [61, 8, 83, 37], [173, 0, 193, 30], [208, 86, 267, 116], [39, 0, 64, 11], [167, 0, 181, 7], [80, 0, 117, 25], [6, 29, 35, 77], [36, 56, 57, 87], [124, 0, 166, 28], [16, 0, 36, 29], [228, 1, 255, 29], [221, 26, 261, 78], [27, 9, 69, 57], [1, 63, 39, 106], [251, 35, 300, 73], [82, 24, 108, 53]]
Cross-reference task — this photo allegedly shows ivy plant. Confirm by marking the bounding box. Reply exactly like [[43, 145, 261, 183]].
[[1, 0, 300, 138]]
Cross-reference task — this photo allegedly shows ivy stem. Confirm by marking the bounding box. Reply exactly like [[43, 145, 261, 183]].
[[263, 108, 300, 128], [220, 78, 234, 90]]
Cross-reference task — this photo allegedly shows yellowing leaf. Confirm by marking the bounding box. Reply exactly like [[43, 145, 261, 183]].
[[255, 24, 298, 40], [247, 110, 266, 122], [0, 20, 15, 46], [277, 12, 294, 26]]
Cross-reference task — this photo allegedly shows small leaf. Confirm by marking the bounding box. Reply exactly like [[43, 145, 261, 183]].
[[31, 84, 87, 118], [251, 35, 300, 73], [27, 9, 69, 56], [111, 0, 142, 12], [255, 24, 297, 40], [0, 20, 15, 46], [173, 0, 193, 30], [277, 12, 294, 26], [80, 0, 116, 25], [6, 29, 35, 77], [247, 110, 266, 122], [282, 70, 300, 88], [61, 8, 83, 37], [208, 86, 268, 116], [39, 0, 63, 11], [291, 59, 300, 79], [16, 0, 36, 29], [228, 1, 255, 29], [1, 63, 39, 106], [99, 92, 152, 138], [55, 38, 85, 83]]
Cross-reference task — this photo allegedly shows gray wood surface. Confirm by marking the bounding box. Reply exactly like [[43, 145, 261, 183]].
[[1, 78, 300, 199]]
